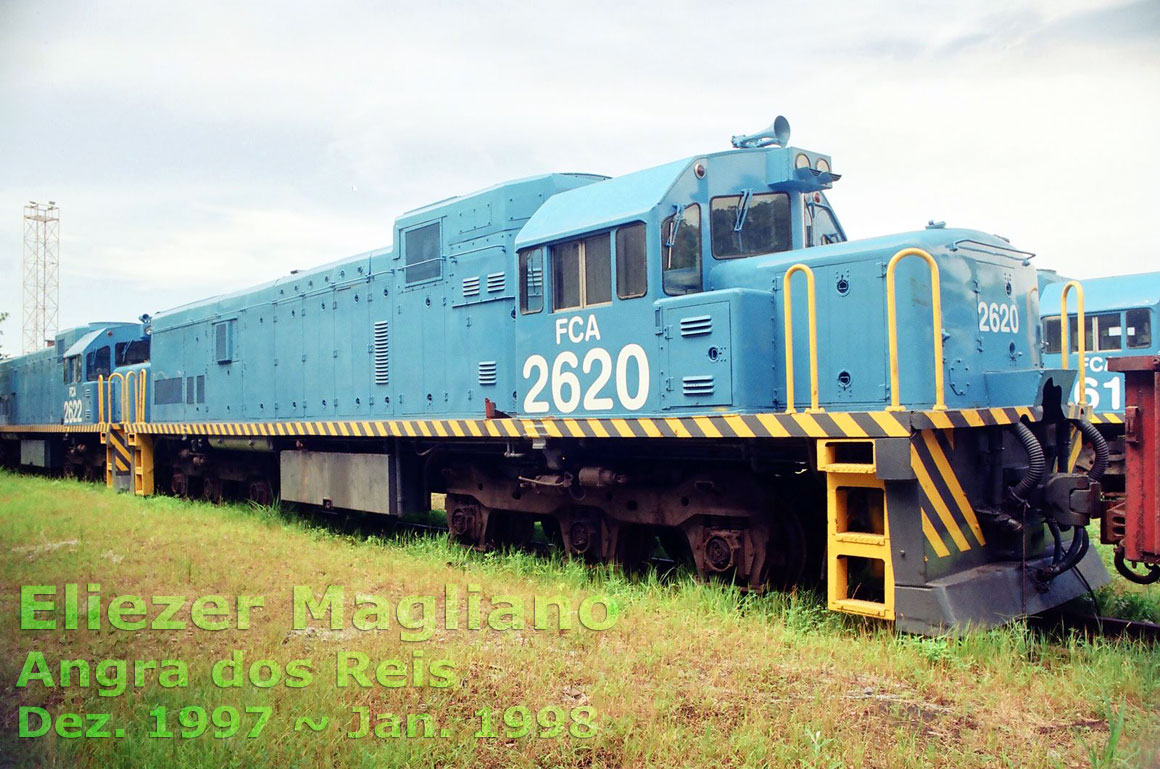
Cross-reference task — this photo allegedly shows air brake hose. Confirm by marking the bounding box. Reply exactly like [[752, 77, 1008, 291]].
[[1037, 526, 1090, 584], [1075, 419, 1109, 481], [1046, 518, 1063, 567], [1010, 422, 1045, 501]]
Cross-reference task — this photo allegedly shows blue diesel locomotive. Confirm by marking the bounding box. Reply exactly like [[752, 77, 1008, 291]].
[[1038, 270, 1160, 584], [0, 118, 1122, 633]]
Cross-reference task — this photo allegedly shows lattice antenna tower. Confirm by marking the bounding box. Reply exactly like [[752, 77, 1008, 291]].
[[22, 201, 60, 354]]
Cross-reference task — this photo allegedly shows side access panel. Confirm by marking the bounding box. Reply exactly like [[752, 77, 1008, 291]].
[[20, 439, 59, 469], [661, 300, 733, 409], [280, 451, 396, 515]]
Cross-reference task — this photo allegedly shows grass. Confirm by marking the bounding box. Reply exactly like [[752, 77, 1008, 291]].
[[1063, 522, 1160, 624], [0, 471, 1157, 768]]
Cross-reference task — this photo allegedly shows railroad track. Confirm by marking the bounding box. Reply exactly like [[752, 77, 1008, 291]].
[[1029, 611, 1160, 644], [290, 503, 1160, 642]]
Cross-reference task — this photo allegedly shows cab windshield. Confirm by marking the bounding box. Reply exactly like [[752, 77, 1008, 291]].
[[710, 192, 791, 259]]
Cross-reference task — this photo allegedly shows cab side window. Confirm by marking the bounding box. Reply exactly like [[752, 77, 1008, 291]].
[[806, 202, 844, 246], [1094, 312, 1122, 352], [1043, 317, 1062, 354], [519, 248, 544, 314], [85, 346, 111, 381], [551, 233, 611, 311], [616, 222, 647, 299], [1127, 308, 1152, 349], [661, 204, 702, 296]]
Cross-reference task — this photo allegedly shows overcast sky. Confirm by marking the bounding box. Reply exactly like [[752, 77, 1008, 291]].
[[1, 0, 1158, 349]]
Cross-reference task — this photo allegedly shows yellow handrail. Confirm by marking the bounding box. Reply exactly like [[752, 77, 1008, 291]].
[[1060, 280, 1086, 407], [886, 247, 946, 411], [97, 375, 105, 425], [137, 369, 147, 423], [124, 370, 138, 424], [103, 372, 126, 424], [783, 263, 821, 413]]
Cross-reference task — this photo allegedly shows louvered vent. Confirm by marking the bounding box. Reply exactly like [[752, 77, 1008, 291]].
[[373, 321, 389, 385], [84, 389, 92, 421], [478, 361, 498, 386], [682, 375, 715, 396], [679, 315, 713, 337], [462, 276, 480, 297], [486, 271, 505, 293]]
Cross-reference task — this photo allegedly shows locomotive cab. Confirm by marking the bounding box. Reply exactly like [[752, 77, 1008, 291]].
[[59, 323, 149, 425]]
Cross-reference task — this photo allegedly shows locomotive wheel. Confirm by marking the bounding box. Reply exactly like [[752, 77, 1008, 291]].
[[764, 510, 810, 590], [487, 510, 534, 550], [560, 511, 605, 563], [613, 524, 656, 574], [171, 472, 189, 498], [247, 478, 273, 507], [447, 494, 486, 548], [658, 528, 695, 566], [202, 475, 223, 504], [540, 517, 564, 549]]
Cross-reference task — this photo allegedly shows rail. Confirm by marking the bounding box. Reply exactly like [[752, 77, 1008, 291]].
[[783, 264, 821, 413], [1059, 280, 1087, 408], [886, 248, 946, 411]]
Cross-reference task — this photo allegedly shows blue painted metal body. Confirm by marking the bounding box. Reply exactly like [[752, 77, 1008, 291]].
[[0, 323, 146, 426], [1040, 271, 1160, 414], [135, 143, 1068, 423], [3, 142, 1075, 428], [146, 174, 604, 423]]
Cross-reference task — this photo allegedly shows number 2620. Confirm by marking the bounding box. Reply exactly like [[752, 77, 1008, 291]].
[[977, 301, 1019, 334]]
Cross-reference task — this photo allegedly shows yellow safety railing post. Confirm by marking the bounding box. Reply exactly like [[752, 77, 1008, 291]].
[[1059, 280, 1087, 408], [105, 372, 126, 423], [885, 248, 946, 412], [97, 375, 106, 425], [137, 369, 147, 424], [783, 264, 822, 413], [123, 370, 136, 424]]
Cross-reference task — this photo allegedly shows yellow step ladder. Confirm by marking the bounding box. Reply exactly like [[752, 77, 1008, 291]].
[[819, 439, 895, 620]]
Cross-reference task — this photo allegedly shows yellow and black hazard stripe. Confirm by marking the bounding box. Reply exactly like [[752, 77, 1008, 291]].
[[134, 412, 908, 440], [0, 406, 1045, 442], [1065, 404, 1125, 427], [908, 406, 1037, 431], [125, 406, 1041, 442], [910, 429, 987, 559], [103, 429, 133, 474], [0, 424, 103, 433]]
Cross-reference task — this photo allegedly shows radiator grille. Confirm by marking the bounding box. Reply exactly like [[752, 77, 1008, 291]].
[[679, 315, 713, 337], [154, 377, 183, 405], [682, 375, 715, 397], [373, 321, 389, 385]]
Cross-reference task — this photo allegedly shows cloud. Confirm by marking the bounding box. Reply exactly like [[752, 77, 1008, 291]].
[[0, 0, 1157, 334]]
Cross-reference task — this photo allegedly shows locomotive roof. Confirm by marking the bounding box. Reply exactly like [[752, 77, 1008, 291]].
[[515, 157, 692, 248], [1040, 271, 1160, 314], [396, 172, 608, 224]]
